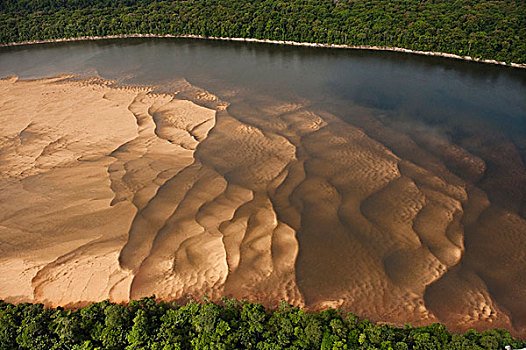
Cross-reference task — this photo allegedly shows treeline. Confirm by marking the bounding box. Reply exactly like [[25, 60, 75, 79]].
[[0, 297, 525, 349], [0, 0, 525, 64]]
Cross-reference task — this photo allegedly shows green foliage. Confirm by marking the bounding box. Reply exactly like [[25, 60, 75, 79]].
[[0, 302, 19, 350], [15, 303, 57, 350], [238, 300, 266, 347], [0, 298, 524, 349], [101, 304, 133, 349], [0, 0, 524, 63], [50, 308, 87, 349]]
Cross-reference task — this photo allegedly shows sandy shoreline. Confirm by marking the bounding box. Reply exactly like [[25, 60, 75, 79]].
[[1, 34, 525, 69], [0, 75, 222, 306], [1, 75, 526, 337]]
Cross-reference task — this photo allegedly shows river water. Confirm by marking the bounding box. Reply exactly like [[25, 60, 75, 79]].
[[1, 38, 526, 334]]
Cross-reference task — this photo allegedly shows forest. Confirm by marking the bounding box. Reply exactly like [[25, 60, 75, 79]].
[[1, 297, 525, 349], [0, 0, 525, 64]]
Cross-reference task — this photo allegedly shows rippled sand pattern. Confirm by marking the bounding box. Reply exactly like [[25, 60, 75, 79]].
[[0, 77, 525, 336]]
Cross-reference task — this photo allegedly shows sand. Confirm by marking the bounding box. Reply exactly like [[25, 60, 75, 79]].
[[0, 76, 525, 337]]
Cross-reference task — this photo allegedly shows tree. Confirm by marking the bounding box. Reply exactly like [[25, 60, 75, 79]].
[[0, 303, 19, 350], [101, 304, 133, 350], [16, 303, 56, 350]]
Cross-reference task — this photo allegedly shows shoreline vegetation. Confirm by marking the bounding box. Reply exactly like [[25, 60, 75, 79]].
[[1, 297, 525, 349], [2, 34, 526, 69], [1, 0, 524, 66]]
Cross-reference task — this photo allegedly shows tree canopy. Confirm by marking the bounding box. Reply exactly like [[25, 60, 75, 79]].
[[0, 297, 525, 349], [0, 0, 525, 64]]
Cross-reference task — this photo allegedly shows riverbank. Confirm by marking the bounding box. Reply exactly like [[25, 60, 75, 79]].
[[2, 34, 525, 69]]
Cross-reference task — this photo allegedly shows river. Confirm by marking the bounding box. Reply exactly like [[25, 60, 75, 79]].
[[1, 38, 526, 335]]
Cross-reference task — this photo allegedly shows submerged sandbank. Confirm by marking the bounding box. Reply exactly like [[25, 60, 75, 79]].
[[0, 76, 525, 337]]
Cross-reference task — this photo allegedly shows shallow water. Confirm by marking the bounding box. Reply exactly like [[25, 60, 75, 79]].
[[1, 38, 525, 149], [2, 39, 525, 166], [1, 38, 526, 335]]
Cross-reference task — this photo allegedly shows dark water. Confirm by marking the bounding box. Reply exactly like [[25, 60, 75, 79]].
[[2, 38, 525, 209], [1, 38, 525, 135], [2, 38, 526, 332]]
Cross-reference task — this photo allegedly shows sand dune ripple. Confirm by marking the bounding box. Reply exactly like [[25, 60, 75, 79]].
[[1, 76, 525, 336]]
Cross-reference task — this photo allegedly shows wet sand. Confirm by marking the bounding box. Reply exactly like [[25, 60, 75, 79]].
[[0, 76, 525, 337]]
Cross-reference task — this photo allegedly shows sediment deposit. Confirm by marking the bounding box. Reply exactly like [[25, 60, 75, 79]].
[[0, 76, 525, 336]]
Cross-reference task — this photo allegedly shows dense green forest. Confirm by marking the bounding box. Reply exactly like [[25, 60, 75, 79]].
[[0, 0, 525, 64], [0, 297, 525, 349]]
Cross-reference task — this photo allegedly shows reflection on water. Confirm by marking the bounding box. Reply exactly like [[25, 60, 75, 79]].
[[1, 38, 526, 335]]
